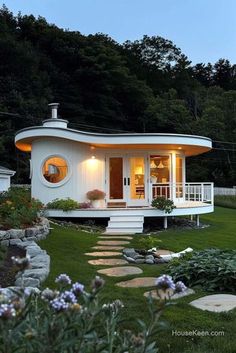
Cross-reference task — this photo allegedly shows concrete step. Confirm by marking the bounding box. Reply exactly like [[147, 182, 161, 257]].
[[110, 215, 144, 222], [108, 221, 143, 228]]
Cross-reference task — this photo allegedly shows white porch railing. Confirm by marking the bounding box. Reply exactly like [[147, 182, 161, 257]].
[[151, 182, 214, 205]]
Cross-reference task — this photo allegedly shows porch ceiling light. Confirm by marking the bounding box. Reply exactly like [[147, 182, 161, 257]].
[[150, 160, 157, 169], [157, 161, 165, 169]]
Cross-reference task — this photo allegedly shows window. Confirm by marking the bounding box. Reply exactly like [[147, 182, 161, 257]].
[[150, 155, 170, 184], [42, 157, 68, 184]]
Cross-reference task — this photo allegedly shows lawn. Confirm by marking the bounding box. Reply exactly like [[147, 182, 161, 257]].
[[41, 206, 236, 353]]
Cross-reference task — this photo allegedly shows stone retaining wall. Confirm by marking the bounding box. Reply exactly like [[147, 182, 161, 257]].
[[0, 217, 50, 247], [0, 217, 51, 288]]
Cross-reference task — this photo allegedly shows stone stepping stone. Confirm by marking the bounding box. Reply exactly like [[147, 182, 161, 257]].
[[88, 258, 128, 266], [144, 288, 195, 300], [92, 246, 124, 250], [155, 249, 174, 256], [98, 266, 143, 277], [190, 294, 236, 313], [116, 277, 156, 288], [99, 236, 133, 240], [85, 251, 122, 257], [97, 240, 130, 246]]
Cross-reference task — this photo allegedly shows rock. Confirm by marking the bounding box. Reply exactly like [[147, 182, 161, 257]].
[[25, 228, 39, 238], [15, 277, 40, 288], [1, 240, 9, 247], [30, 254, 50, 269], [145, 259, 154, 264], [88, 258, 128, 266], [85, 251, 122, 257], [116, 277, 157, 288], [23, 269, 49, 282], [190, 294, 236, 313], [145, 255, 154, 261], [26, 236, 37, 242], [9, 239, 22, 245], [123, 248, 136, 257], [133, 254, 145, 260], [17, 241, 37, 249], [27, 245, 46, 258], [0, 230, 9, 240], [135, 259, 146, 264], [9, 229, 25, 239], [124, 255, 136, 263], [144, 288, 195, 300], [97, 266, 143, 277], [154, 258, 167, 264]]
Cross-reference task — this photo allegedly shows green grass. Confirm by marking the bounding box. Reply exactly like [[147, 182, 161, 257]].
[[214, 195, 236, 209], [40, 207, 236, 353]]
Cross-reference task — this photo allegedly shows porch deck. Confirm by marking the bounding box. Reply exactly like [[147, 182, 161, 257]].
[[46, 200, 213, 219]]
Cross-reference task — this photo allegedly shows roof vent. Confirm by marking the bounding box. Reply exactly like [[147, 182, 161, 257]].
[[42, 102, 68, 129], [48, 103, 59, 119]]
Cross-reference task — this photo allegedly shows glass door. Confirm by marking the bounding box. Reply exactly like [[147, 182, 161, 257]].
[[126, 156, 148, 207]]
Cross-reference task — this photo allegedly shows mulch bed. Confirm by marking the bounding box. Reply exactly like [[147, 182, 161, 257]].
[[0, 245, 26, 288]]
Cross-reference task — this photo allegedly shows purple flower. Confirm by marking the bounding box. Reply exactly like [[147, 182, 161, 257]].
[[0, 304, 16, 319], [50, 297, 69, 312], [72, 282, 84, 296], [91, 276, 105, 291], [155, 275, 176, 291], [61, 291, 77, 304], [55, 274, 71, 286], [175, 281, 187, 293]]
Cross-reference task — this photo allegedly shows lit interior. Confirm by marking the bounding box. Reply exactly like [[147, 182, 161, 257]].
[[150, 155, 170, 184], [42, 157, 68, 183], [130, 157, 145, 200]]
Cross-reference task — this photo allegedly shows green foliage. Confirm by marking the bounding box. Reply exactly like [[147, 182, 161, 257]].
[[47, 198, 91, 212], [0, 187, 43, 229], [168, 248, 236, 292], [0, 6, 235, 186], [151, 197, 176, 214], [137, 236, 162, 249], [0, 275, 164, 353], [214, 195, 236, 209]]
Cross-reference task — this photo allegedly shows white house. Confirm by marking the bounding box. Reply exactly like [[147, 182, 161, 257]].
[[15, 103, 214, 233], [0, 166, 15, 192]]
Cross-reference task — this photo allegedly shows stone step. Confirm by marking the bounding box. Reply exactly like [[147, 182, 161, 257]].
[[105, 227, 143, 234], [108, 221, 143, 228], [110, 215, 144, 222]]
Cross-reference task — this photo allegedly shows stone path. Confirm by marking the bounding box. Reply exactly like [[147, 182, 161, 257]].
[[116, 277, 157, 288], [85, 251, 122, 257], [97, 240, 130, 246], [144, 288, 195, 300], [98, 266, 143, 277], [190, 294, 236, 312], [88, 258, 128, 266], [92, 246, 124, 250]]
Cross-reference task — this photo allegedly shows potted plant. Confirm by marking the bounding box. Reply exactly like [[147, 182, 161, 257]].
[[86, 189, 106, 208]]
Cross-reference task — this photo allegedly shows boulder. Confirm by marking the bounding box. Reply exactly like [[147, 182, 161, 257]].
[[9, 229, 25, 239], [0, 230, 9, 240], [15, 277, 40, 288], [9, 239, 22, 246], [1, 240, 9, 247], [145, 259, 154, 264], [135, 258, 146, 264], [23, 268, 49, 282]]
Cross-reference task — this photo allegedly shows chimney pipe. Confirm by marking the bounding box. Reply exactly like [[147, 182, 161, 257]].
[[48, 103, 59, 119]]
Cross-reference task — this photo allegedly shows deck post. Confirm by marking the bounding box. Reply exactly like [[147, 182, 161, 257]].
[[190, 215, 193, 221], [196, 214, 200, 227], [164, 216, 168, 229]]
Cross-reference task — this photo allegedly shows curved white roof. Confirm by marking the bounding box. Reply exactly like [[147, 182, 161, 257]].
[[15, 124, 212, 156]]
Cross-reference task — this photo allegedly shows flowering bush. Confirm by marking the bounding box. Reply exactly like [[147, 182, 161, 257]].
[[0, 187, 43, 229], [151, 197, 176, 214], [47, 198, 91, 211], [0, 273, 186, 353], [86, 189, 106, 200]]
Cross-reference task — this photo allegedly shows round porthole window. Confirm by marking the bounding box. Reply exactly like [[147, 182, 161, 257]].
[[42, 156, 68, 184]]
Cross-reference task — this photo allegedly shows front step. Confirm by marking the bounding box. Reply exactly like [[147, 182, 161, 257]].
[[105, 214, 144, 235]]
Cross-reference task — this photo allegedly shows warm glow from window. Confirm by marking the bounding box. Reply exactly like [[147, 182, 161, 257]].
[[42, 157, 68, 184], [150, 155, 170, 184]]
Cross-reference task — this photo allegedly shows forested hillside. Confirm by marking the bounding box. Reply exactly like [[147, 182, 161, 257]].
[[0, 6, 235, 185]]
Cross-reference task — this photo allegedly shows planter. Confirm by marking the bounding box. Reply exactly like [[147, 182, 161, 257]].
[[91, 200, 101, 208]]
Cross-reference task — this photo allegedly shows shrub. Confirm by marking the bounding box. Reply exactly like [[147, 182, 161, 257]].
[[86, 189, 106, 200], [214, 195, 236, 209], [47, 199, 91, 212], [151, 197, 176, 214], [0, 273, 186, 353], [138, 236, 162, 250], [0, 187, 43, 229], [168, 248, 236, 292]]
